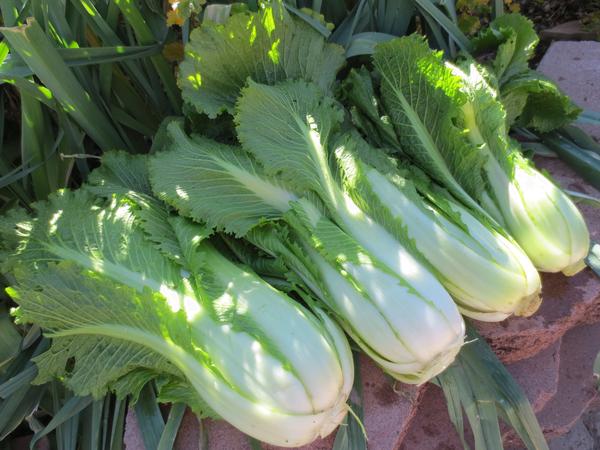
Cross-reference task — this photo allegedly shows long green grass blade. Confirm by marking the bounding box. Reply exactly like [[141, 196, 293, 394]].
[[376, 0, 415, 34], [99, 1, 121, 100], [109, 397, 127, 450], [0, 0, 22, 27], [0, 306, 21, 371], [0, 77, 55, 108], [558, 124, 600, 156], [19, 89, 52, 198], [566, 190, 600, 208], [587, 242, 600, 277], [30, 393, 93, 449], [0, 44, 162, 78], [80, 398, 104, 450], [345, 31, 396, 57], [576, 109, 600, 126], [1, 18, 126, 151], [332, 352, 367, 450], [115, 0, 181, 113], [492, 0, 504, 18], [157, 404, 186, 450], [541, 132, 600, 190], [69, 0, 162, 111], [436, 324, 548, 450], [329, 0, 370, 46], [110, 106, 155, 137], [412, 0, 471, 51], [0, 365, 36, 398], [0, 384, 46, 439], [134, 384, 165, 450], [420, 8, 451, 56]]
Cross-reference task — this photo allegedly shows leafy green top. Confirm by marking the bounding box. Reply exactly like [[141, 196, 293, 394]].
[[235, 80, 344, 208], [179, 0, 345, 117], [149, 121, 297, 237], [373, 34, 487, 206], [472, 14, 580, 131], [472, 13, 539, 85]]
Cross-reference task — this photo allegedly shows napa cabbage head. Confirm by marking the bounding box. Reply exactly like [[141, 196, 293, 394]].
[[371, 34, 589, 275], [452, 62, 590, 275], [1, 163, 354, 448]]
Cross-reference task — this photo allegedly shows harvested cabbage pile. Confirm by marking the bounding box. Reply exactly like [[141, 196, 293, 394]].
[[0, 1, 591, 447]]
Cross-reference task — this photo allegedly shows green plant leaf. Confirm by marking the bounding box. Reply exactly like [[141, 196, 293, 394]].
[[30, 393, 93, 449], [235, 80, 344, 202], [501, 71, 581, 132], [134, 384, 165, 450], [472, 13, 538, 84], [179, 0, 345, 117], [157, 404, 186, 450], [373, 34, 485, 211], [149, 121, 295, 237], [1, 18, 126, 152], [0, 44, 162, 78], [436, 324, 548, 450]]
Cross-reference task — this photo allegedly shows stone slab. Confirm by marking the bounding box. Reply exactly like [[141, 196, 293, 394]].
[[547, 420, 594, 450], [501, 323, 600, 448], [502, 340, 561, 414], [401, 322, 600, 450], [537, 40, 600, 140], [540, 21, 599, 41], [399, 340, 563, 450], [534, 322, 600, 438]]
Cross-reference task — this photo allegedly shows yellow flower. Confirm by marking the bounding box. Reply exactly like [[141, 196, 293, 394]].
[[167, 9, 184, 27]]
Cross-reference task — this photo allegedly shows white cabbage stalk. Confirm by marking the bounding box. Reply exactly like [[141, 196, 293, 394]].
[[457, 64, 590, 275], [185, 246, 354, 446], [5, 190, 354, 448], [480, 155, 590, 275], [339, 154, 542, 321], [294, 199, 465, 384]]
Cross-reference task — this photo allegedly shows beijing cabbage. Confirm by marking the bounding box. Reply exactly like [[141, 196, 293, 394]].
[[0, 162, 354, 447], [369, 35, 589, 275]]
